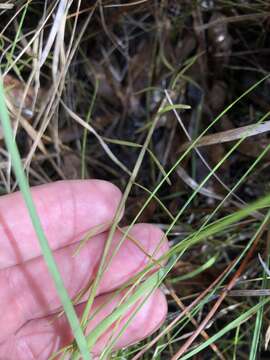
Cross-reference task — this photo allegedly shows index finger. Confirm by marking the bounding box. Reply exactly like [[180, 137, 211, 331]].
[[0, 180, 122, 269]]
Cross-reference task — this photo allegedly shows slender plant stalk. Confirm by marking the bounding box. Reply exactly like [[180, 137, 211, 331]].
[[81, 77, 99, 179], [0, 76, 90, 360]]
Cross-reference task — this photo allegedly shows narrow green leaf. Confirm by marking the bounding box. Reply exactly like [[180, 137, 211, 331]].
[[72, 270, 164, 359], [169, 254, 218, 283], [180, 298, 270, 360], [0, 76, 90, 360], [249, 212, 270, 360], [158, 104, 191, 114]]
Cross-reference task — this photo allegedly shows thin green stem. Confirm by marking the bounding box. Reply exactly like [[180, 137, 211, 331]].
[[0, 77, 90, 360]]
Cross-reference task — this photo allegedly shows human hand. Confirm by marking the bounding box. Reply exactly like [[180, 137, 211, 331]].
[[0, 180, 168, 359]]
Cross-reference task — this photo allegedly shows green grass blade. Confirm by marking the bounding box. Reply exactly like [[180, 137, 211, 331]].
[[73, 191, 270, 359], [122, 74, 270, 240], [170, 192, 270, 256], [233, 325, 241, 360], [249, 212, 270, 360], [81, 77, 99, 179], [0, 77, 90, 360], [169, 254, 218, 283], [4, 2, 29, 74], [158, 104, 191, 114], [180, 297, 270, 360], [72, 269, 165, 359]]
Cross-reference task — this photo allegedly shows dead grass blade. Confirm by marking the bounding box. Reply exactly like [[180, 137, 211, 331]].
[[180, 121, 270, 151], [39, 0, 70, 67], [0, 3, 14, 10], [176, 166, 222, 201], [265, 325, 270, 350], [164, 89, 263, 220], [60, 100, 131, 175], [195, 12, 270, 32], [104, 0, 149, 8]]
